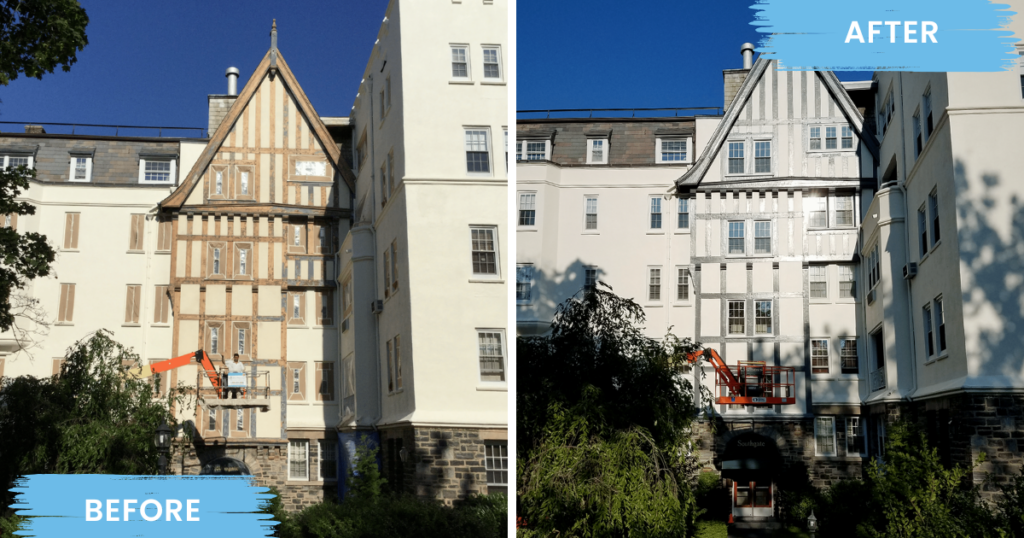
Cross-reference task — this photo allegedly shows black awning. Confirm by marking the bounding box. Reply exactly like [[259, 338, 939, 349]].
[[719, 432, 783, 480]]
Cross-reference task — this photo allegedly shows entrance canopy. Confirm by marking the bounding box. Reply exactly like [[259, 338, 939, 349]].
[[720, 432, 783, 482]]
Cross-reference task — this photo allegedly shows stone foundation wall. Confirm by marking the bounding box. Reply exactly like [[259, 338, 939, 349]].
[[171, 442, 333, 512], [695, 418, 866, 490], [411, 427, 491, 504]]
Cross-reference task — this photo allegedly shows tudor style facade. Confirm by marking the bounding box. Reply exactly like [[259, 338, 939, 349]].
[[518, 52, 881, 519], [156, 32, 355, 509]]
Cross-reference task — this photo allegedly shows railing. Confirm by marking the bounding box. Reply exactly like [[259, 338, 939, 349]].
[[870, 367, 886, 392], [0, 121, 206, 138], [198, 369, 271, 401], [516, 106, 723, 119]]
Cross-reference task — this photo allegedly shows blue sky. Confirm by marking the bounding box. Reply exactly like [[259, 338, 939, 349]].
[[516, 0, 873, 117], [0, 0, 389, 136]]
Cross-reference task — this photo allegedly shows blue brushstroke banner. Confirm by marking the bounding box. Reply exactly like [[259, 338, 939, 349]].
[[10, 475, 276, 537], [752, 0, 1019, 71]]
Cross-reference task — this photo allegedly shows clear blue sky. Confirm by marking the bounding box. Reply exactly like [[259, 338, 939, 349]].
[[0, 0, 389, 135], [516, 0, 872, 116]]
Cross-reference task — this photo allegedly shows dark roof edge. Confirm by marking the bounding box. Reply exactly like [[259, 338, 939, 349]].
[[0, 132, 206, 143], [517, 116, 704, 124]]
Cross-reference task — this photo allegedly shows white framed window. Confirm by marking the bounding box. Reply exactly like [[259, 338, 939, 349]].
[[482, 45, 502, 80], [868, 243, 881, 290], [69, 156, 92, 182], [215, 170, 223, 195], [138, 157, 176, 185], [647, 267, 662, 302], [728, 300, 745, 335], [754, 140, 771, 173], [236, 409, 244, 431], [238, 249, 247, 275], [584, 266, 598, 290], [465, 128, 491, 174], [728, 221, 745, 255], [288, 439, 309, 480], [516, 264, 533, 304], [649, 197, 663, 230], [1, 155, 33, 170], [293, 294, 301, 320], [841, 126, 854, 149], [677, 198, 690, 230], [523, 140, 549, 161], [934, 296, 946, 353], [477, 329, 506, 383], [840, 338, 858, 373], [211, 326, 220, 355], [755, 300, 772, 334], [484, 442, 508, 495], [586, 139, 608, 165], [754, 221, 771, 254], [727, 141, 744, 174], [810, 266, 827, 298], [922, 87, 933, 140], [237, 327, 246, 356], [825, 127, 837, 150], [913, 111, 923, 158], [319, 440, 338, 481], [839, 266, 855, 298], [240, 171, 250, 195], [923, 304, 935, 357], [656, 137, 691, 164], [929, 190, 940, 246], [807, 193, 855, 229], [450, 45, 470, 80], [815, 416, 837, 456], [470, 226, 499, 276], [918, 205, 928, 257], [811, 339, 829, 373], [879, 91, 895, 137], [518, 192, 536, 226], [584, 196, 598, 231], [809, 126, 822, 150], [213, 248, 221, 275], [386, 338, 395, 393], [846, 417, 867, 456], [676, 267, 689, 301]]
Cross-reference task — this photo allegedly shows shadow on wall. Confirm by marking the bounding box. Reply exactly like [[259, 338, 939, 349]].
[[953, 159, 1024, 380], [517, 259, 611, 334]]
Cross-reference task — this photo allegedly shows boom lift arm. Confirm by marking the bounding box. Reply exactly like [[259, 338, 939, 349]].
[[126, 349, 224, 396], [686, 347, 796, 406]]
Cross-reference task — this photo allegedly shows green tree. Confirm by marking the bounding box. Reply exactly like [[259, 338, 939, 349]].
[[0, 0, 89, 86], [861, 421, 995, 538], [517, 286, 706, 537], [0, 330, 171, 511], [0, 164, 56, 334]]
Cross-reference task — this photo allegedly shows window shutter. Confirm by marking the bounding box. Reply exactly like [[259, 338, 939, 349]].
[[394, 335, 402, 390], [58, 284, 76, 322], [233, 246, 241, 276], [154, 286, 169, 323], [129, 214, 144, 250], [158, 220, 172, 251], [311, 223, 321, 253], [52, 358, 64, 377], [8, 213, 16, 230], [125, 286, 136, 323], [64, 213, 77, 249]]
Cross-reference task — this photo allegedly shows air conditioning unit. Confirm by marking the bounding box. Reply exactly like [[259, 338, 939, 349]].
[[341, 319, 350, 332], [371, 300, 384, 314], [867, 289, 876, 304], [903, 263, 918, 280]]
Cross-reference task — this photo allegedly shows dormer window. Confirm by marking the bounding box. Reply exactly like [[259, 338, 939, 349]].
[[69, 154, 92, 183], [585, 131, 610, 165]]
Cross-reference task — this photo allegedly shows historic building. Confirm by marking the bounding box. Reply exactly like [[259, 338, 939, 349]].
[[339, 0, 509, 502], [517, 39, 1023, 516], [2, 0, 509, 512]]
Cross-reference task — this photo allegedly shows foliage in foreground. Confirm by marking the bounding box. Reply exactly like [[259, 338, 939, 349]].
[[0, 164, 56, 333], [775, 421, 1024, 538], [518, 287, 706, 537], [0, 330, 171, 510]]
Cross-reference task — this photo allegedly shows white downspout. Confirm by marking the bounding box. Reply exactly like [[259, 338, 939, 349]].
[[896, 72, 920, 401]]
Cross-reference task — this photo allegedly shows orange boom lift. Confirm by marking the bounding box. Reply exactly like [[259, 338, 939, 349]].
[[126, 349, 226, 397], [686, 347, 796, 405]]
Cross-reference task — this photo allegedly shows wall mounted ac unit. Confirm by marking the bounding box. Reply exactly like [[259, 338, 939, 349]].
[[903, 263, 918, 280], [867, 289, 876, 304], [371, 300, 384, 314]]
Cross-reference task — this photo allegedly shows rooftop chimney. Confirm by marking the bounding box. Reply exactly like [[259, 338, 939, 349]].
[[741, 42, 755, 69], [208, 67, 240, 136], [226, 67, 239, 96], [723, 43, 756, 110]]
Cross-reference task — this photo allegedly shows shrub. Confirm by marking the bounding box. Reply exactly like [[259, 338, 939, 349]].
[[284, 493, 506, 538], [0, 513, 25, 538], [694, 519, 727, 538], [994, 468, 1024, 538], [695, 471, 729, 522]]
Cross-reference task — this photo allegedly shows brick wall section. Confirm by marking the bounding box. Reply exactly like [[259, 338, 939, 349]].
[[518, 119, 696, 167], [411, 427, 490, 504], [694, 419, 865, 491], [0, 135, 183, 186], [174, 442, 334, 512]]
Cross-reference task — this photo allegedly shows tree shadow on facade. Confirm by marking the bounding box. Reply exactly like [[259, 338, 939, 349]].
[[518, 259, 608, 335]]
